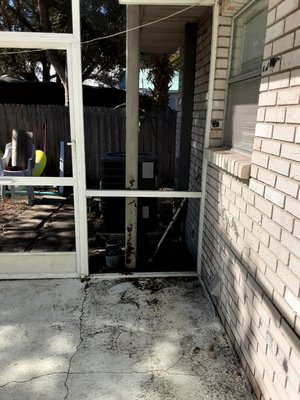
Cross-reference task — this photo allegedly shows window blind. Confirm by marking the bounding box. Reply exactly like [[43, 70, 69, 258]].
[[225, 76, 261, 153], [225, 0, 267, 154]]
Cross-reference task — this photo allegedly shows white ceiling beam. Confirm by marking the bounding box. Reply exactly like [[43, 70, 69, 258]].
[[119, 1, 214, 5], [123, 3, 210, 54]]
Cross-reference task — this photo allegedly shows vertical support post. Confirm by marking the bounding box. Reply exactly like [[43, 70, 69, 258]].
[[59, 140, 64, 194], [197, 0, 219, 277], [176, 23, 198, 191], [125, 5, 140, 269], [69, 0, 89, 276]]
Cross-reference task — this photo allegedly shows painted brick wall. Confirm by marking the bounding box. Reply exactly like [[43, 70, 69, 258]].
[[251, 0, 300, 336], [210, 14, 232, 147], [185, 9, 212, 259], [184, 0, 300, 398]]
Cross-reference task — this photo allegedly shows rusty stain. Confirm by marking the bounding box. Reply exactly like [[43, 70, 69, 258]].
[[128, 200, 137, 207], [125, 223, 135, 265], [125, 245, 134, 264], [126, 179, 136, 189]]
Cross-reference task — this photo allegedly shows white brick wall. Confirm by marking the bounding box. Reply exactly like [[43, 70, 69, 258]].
[[210, 7, 232, 147], [185, 9, 213, 259], [183, 0, 300, 399]]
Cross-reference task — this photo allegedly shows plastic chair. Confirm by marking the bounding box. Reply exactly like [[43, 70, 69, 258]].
[[0, 143, 14, 202], [0, 142, 12, 171], [0, 138, 35, 206]]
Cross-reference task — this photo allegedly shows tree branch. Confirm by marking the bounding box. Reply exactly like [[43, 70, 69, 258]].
[[7, 4, 36, 32], [38, 0, 68, 103]]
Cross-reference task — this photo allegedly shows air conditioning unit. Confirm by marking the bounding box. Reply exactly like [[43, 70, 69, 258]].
[[100, 152, 157, 232]]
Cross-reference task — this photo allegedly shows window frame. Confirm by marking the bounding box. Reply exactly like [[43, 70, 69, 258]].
[[224, 0, 268, 154]]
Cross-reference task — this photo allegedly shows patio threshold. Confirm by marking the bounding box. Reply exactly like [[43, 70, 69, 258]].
[[90, 271, 198, 280]]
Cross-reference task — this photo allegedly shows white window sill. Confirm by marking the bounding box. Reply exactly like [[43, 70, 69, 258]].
[[206, 147, 251, 180]]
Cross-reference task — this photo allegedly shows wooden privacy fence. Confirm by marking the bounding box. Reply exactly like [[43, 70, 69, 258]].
[[0, 104, 176, 187]]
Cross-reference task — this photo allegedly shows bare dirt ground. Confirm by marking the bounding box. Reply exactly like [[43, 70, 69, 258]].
[[0, 198, 29, 226], [0, 195, 75, 252]]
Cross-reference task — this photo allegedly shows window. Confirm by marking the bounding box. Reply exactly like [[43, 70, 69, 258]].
[[224, 0, 268, 154]]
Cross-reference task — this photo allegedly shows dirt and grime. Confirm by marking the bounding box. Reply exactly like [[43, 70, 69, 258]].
[[0, 277, 254, 399]]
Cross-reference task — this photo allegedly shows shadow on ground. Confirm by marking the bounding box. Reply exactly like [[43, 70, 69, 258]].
[[0, 278, 254, 400], [0, 195, 75, 252]]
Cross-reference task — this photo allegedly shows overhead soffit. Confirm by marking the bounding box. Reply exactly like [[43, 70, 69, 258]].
[[119, 1, 213, 54]]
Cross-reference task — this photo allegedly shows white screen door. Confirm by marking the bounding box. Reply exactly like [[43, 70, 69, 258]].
[[0, 1, 87, 278]]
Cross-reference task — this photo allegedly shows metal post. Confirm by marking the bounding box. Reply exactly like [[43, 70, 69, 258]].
[[125, 5, 140, 269], [69, 0, 89, 277]]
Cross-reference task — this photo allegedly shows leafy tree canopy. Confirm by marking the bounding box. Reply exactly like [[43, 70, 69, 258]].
[[0, 0, 125, 88], [0, 1, 178, 108]]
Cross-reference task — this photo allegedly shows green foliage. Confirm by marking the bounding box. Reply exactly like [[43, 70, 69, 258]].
[[142, 52, 179, 109], [0, 0, 40, 80], [80, 0, 125, 85], [0, 0, 125, 85]]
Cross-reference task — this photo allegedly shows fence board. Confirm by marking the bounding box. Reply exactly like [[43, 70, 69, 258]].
[[0, 104, 176, 187], [0, 105, 8, 143]]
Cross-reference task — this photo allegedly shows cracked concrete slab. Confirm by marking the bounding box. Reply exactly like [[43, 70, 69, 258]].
[[0, 373, 67, 400], [0, 278, 254, 399]]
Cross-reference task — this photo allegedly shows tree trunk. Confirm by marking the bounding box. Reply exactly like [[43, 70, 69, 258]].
[[66, 0, 73, 33], [46, 50, 69, 105], [41, 56, 50, 81], [38, 0, 69, 105], [148, 54, 175, 109]]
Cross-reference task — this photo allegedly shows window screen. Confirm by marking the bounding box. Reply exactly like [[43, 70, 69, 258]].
[[225, 0, 267, 153]]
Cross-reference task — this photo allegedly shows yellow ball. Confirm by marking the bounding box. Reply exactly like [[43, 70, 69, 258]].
[[32, 150, 47, 176]]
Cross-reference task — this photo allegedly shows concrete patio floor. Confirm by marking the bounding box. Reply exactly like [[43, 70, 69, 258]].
[[0, 277, 254, 399]]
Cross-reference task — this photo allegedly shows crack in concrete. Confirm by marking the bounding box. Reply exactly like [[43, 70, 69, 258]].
[[62, 354, 195, 379], [63, 283, 90, 400], [67, 369, 200, 378], [0, 284, 92, 396], [166, 354, 185, 371], [86, 325, 127, 338], [0, 372, 67, 389]]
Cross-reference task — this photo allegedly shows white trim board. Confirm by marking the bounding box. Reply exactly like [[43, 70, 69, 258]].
[[0, 32, 73, 49], [86, 190, 202, 198], [119, 1, 214, 5], [0, 273, 79, 280], [90, 271, 198, 279], [0, 177, 74, 186], [0, 252, 77, 275]]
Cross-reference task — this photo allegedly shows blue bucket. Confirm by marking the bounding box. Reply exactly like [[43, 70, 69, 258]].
[[105, 239, 122, 268]]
